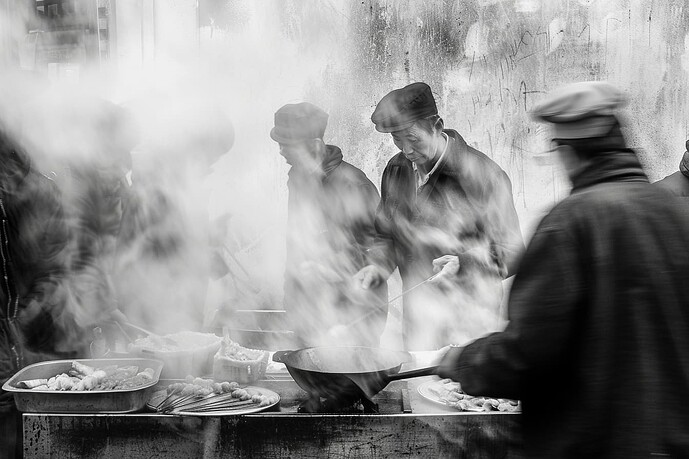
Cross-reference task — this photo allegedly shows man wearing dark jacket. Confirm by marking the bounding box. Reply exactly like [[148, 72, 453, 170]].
[[655, 140, 689, 198], [271, 102, 385, 347], [437, 81, 689, 458], [356, 82, 524, 350], [0, 128, 70, 458]]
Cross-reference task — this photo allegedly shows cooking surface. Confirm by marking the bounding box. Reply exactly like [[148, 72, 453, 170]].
[[20, 357, 523, 457]]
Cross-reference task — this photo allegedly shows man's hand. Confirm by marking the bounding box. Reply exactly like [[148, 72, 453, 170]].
[[109, 308, 129, 324], [353, 265, 390, 290], [436, 345, 465, 381], [430, 255, 460, 283]]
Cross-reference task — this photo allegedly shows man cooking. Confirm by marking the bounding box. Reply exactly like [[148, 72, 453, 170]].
[[355, 82, 524, 350], [436, 81, 689, 458], [271, 102, 386, 347]]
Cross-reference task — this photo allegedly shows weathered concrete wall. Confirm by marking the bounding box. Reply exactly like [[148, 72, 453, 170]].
[[26, 0, 679, 346], [114, 0, 689, 234]]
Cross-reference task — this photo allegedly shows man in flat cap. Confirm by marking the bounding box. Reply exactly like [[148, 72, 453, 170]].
[[436, 81, 689, 457], [271, 102, 386, 347], [356, 82, 524, 350]]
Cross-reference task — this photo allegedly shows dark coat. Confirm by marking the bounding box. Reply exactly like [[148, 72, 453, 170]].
[[57, 163, 128, 348], [0, 154, 70, 413], [284, 145, 384, 346], [654, 151, 689, 198], [443, 150, 689, 458], [370, 129, 523, 349]]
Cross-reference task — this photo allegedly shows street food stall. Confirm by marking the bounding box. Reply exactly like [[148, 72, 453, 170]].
[[5, 334, 523, 458]]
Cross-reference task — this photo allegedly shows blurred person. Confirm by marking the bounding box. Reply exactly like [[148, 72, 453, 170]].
[[355, 82, 524, 350], [271, 102, 386, 347], [654, 139, 689, 198], [0, 127, 71, 458], [436, 81, 689, 458], [56, 100, 137, 352], [113, 98, 234, 334]]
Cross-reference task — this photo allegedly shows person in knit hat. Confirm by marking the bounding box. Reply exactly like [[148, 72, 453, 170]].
[[271, 102, 386, 347]]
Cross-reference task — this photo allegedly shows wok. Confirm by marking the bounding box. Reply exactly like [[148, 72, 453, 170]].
[[272, 346, 438, 401]]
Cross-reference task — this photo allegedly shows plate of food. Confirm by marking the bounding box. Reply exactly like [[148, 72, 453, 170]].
[[147, 376, 280, 416], [417, 378, 521, 412]]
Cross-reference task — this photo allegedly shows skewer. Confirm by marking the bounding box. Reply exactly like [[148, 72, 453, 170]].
[[165, 392, 241, 411], [155, 384, 183, 410], [173, 400, 256, 413], [159, 393, 200, 411], [161, 394, 207, 412], [172, 397, 251, 412]]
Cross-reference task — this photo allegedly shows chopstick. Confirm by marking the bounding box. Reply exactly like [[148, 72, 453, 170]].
[[346, 272, 442, 327]]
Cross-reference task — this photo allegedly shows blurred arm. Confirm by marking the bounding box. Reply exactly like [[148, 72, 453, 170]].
[[438, 220, 583, 399]]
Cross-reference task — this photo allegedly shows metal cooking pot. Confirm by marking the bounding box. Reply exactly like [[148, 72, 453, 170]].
[[272, 346, 438, 401]]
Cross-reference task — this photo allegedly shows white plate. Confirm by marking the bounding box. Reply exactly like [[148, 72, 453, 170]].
[[417, 379, 462, 409], [417, 379, 521, 413], [147, 386, 280, 416]]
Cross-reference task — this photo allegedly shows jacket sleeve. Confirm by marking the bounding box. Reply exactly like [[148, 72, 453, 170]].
[[366, 165, 400, 274], [24, 182, 70, 309], [482, 170, 525, 278], [17, 178, 72, 354], [438, 215, 584, 399], [350, 180, 381, 264]]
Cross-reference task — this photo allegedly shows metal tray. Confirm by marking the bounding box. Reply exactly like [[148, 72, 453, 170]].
[[1, 358, 164, 413]]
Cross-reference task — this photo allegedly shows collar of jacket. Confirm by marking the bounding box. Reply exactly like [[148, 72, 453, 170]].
[[321, 144, 343, 177], [397, 129, 462, 174], [680, 150, 689, 178], [288, 144, 343, 182], [570, 149, 648, 192]]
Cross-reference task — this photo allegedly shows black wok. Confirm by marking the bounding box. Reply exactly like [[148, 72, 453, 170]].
[[272, 346, 438, 401]]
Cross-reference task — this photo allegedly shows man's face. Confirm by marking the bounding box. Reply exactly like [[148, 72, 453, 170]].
[[278, 140, 319, 171], [552, 140, 589, 179], [390, 123, 437, 166]]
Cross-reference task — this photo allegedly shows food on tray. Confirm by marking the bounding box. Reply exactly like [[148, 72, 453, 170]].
[[218, 339, 263, 361], [16, 361, 155, 392], [427, 379, 521, 412], [213, 337, 268, 383], [152, 375, 279, 414]]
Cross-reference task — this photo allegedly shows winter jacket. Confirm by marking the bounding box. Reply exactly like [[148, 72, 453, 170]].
[[443, 149, 689, 458], [284, 145, 385, 347], [370, 129, 523, 349]]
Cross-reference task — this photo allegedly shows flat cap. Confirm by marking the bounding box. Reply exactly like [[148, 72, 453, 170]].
[[270, 102, 328, 144], [530, 81, 627, 139], [371, 82, 438, 133]]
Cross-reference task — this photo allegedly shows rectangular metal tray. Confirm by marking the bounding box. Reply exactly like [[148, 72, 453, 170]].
[[2, 358, 163, 413]]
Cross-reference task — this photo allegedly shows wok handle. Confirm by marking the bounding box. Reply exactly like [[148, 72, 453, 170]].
[[272, 350, 293, 364], [387, 366, 438, 382]]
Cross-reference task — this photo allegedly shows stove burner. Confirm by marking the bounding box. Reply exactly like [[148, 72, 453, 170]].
[[298, 394, 379, 413]]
